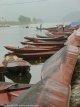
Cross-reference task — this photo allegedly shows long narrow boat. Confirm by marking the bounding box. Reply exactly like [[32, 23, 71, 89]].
[[24, 44, 57, 49], [21, 41, 33, 45], [27, 41, 64, 46], [4, 45, 60, 53], [29, 39, 46, 43], [46, 32, 67, 38], [9, 28, 80, 107], [24, 36, 67, 41], [21, 40, 45, 45], [43, 25, 79, 32], [12, 51, 57, 60], [51, 31, 72, 36], [0, 82, 32, 105], [44, 27, 58, 31], [36, 33, 67, 40], [21, 39, 46, 45]]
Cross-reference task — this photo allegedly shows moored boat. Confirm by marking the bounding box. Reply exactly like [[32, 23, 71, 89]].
[[51, 31, 72, 36], [4, 45, 59, 53], [12, 50, 57, 60], [21, 39, 45, 45], [24, 44, 57, 49], [46, 32, 68, 38], [27, 41, 64, 46], [24, 36, 67, 41], [0, 82, 32, 105]]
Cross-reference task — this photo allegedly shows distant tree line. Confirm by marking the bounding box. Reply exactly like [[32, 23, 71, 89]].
[[0, 15, 43, 25], [18, 15, 43, 24]]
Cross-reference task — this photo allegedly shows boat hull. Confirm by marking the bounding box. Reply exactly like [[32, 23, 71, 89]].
[[24, 36, 67, 41], [27, 42, 64, 46], [4, 46, 60, 53], [13, 51, 57, 60], [0, 82, 32, 105]]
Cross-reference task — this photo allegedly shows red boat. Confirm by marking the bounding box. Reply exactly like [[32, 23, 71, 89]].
[[4, 45, 59, 53], [27, 39, 46, 43], [12, 51, 57, 60], [29, 39, 46, 43], [27, 41, 64, 46], [0, 82, 32, 105], [36, 34, 49, 38], [44, 26, 58, 31], [51, 31, 72, 36], [24, 36, 67, 41], [21, 40, 45, 45], [46, 32, 66, 38], [20, 44, 57, 49]]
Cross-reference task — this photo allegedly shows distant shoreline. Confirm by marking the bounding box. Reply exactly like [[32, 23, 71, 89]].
[[0, 21, 39, 25]]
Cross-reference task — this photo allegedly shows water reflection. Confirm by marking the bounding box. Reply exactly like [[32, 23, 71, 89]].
[[0, 75, 5, 82], [0, 67, 5, 81], [0, 67, 32, 84], [5, 70, 32, 84]]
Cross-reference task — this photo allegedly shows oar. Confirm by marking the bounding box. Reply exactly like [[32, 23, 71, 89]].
[[0, 83, 32, 94]]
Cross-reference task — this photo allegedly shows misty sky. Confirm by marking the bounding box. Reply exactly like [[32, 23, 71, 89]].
[[0, 0, 80, 22]]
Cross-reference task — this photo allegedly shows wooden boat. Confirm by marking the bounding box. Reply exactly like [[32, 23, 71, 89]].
[[51, 31, 72, 36], [27, 41, 64, 46], [4, 45, 59, 53], [36, 34, 49, 38], [28, 38, 46, 43], [9, 28, 80, 107], [21, 39, 46, 45], [24, 36, 67, 41], [21, 41, 32, 45], [20, 43, 61, 49], [12, 51, 57, 60], [21, 41, 36, 45], [46, 26, 73, 32], [46, 32, 66, 38], [1, 55, 31, 76], [24, 44, 57, 49], [43, 27, 58, 32], [0, 82, 32, 105]]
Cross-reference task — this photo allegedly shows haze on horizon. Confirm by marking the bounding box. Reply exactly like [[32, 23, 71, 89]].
[[0, 0, 80, 22]]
